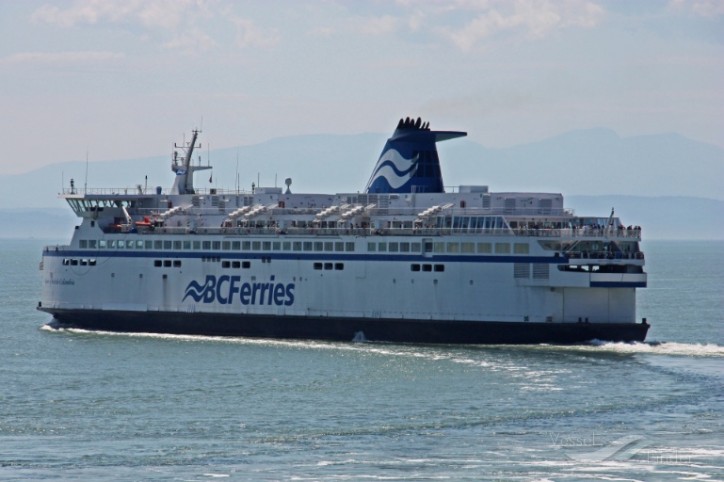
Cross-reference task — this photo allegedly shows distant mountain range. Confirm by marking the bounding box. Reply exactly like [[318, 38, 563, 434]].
[[1, 128, 722, 239]]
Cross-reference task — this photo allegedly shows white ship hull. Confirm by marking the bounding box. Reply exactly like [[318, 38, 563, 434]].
[[38, 119, 650, 343]]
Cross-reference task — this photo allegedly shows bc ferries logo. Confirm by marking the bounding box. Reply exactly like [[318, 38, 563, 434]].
[[366, 148, 419, 191], [183, 275, 295, 306]]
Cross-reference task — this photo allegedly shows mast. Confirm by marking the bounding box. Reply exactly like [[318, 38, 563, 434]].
[[170, 129, 211, 195]]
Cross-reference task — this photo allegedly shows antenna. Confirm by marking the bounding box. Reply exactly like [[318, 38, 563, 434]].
[[84, 149, 89, 193], [235, 150, 240, 194]]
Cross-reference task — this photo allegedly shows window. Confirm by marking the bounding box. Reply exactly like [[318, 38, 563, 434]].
[[164, 240, 172, 250], [263, 241, 271, 251], [222, 261, 231, 268], [378, 242, 387, 252], [192, 241, 201, 250], [118, 240, 125, 249], [514, 243, 530, 254], [222, 241, 231, 250], [422, 264, 432, 272], [232, 241, 241, 250], [282, 241, 291, 251], [400, 242, 410, 253], [89, 240, 97, 249], [163, 260, 172, 267], [367, 242, 376, 252], [434, 264, 445, 272], [314, 242, 324, 251], [252, 241, 261, 250], [174, 240, 182, 250], [313, 262, 323, 270], [411, 264, 421, 272], [79, 240, 88, 248], [232, 261, 241, 268], [447, 242, 459, 253], [461, 242, 475, 253], [324, 262, 333, 270], [389, 242, 399, 252], [495, 243, 510, 254], [173, 260, 182, 268], [335, 263, 344, 270], [477, 242, 492, 253], [335, 242, 344, 252], [212, 241, 221, 250], [99, 240, 107, 248], [345, 242, 355, 252], [434, 242, 445, 253], [303, 242, 313, 251], [154, 260, 162, 267], [183, 241, 192, 250], [324, 242, 334, 251], [242, 241, 251, 250], [411, 242, 421, 253], [202, 241, 211, 250]]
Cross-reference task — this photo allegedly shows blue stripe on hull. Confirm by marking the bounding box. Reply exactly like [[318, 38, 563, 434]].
[[590, 282, 647, 288], [42, 309, 650, 344]]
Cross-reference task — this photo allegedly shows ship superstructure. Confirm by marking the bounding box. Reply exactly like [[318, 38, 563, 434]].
[[39, 118, 649, 343]]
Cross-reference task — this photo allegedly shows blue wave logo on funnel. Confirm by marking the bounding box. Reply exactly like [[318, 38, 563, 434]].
[[365, 117, 466, 194]]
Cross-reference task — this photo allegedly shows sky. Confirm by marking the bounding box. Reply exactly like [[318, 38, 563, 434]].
[[1, 0, 723, 175]]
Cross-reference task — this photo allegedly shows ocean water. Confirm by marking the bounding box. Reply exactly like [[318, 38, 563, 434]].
[[1, 238, 722, 481]]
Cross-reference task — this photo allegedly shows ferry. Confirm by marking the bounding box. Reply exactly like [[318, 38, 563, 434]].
[[39, 117, 650, 344]]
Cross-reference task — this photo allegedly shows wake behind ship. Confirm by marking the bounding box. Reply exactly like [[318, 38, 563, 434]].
[[39, 117, 649, 344]]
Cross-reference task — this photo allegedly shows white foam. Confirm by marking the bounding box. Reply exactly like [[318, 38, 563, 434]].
[[583, 340, 724, 357], [41, 323, 723, 359]]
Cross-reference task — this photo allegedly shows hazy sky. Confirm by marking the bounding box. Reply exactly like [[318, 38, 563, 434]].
[[1, 0, 722, 175]]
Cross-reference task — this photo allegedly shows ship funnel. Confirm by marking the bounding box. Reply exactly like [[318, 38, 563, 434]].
[[365, 117, 466, 194]]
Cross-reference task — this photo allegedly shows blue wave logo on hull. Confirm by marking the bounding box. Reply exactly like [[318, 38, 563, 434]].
[[183, 278, 214, 302], [183, 275, 295, 306]]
